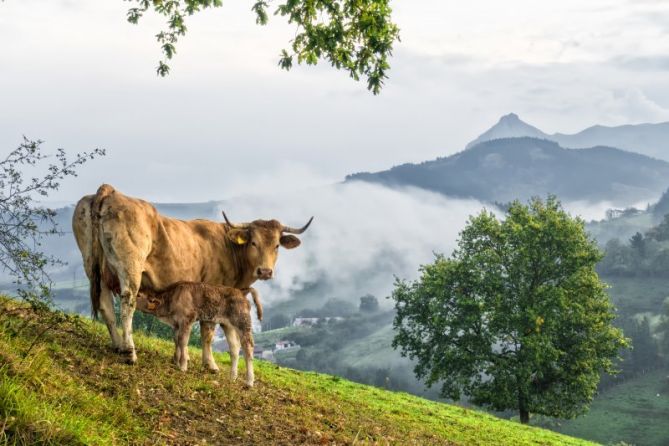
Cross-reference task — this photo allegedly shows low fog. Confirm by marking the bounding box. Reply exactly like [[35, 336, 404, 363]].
[[17, 180, 638, 312], [216, 181, 491, 306]]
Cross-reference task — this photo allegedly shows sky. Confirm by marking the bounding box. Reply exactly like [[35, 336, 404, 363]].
[[3, 0, 669, 202]]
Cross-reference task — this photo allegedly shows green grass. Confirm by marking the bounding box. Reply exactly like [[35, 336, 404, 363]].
[[336, 323, 406, 368], [557, 369, 669, 446], [0, 297, 598, 445]]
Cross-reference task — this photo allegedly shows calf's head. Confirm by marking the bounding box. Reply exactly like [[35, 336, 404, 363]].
[[223, 212, 313, 280]]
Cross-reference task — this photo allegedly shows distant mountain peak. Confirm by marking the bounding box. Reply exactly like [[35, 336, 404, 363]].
[[466, 113, 548, 149], [499, 112, 520, 122]]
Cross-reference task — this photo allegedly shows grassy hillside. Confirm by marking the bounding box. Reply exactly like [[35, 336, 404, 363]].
[[0, 297, 597, 446], [557, 369, 669, 446]]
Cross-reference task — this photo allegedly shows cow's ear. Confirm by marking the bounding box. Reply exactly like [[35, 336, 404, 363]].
[[228, 229, 250, 245], [280, 234, 301, 249]]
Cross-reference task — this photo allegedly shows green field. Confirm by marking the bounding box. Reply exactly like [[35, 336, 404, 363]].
[[557, 369, 669, 446], [336, 323, 405, 368], [0, 296, 596, 445]]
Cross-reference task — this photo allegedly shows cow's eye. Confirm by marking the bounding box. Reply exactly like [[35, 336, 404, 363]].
[[251, 241, 257, 247], [275, 244, 279, 250]]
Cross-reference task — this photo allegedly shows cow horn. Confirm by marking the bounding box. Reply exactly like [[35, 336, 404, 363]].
[[282, 216, 314, 234], [222, 211, 248, 228]]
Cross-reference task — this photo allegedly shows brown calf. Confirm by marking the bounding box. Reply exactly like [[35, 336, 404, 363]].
[[136, 282, 259, 387]]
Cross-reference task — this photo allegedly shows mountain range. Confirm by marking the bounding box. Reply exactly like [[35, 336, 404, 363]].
[[346, 137, 669, 206], [466, 113, 669, 161]]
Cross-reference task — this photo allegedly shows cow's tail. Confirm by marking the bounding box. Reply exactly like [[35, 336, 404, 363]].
[[243, 287, 263, 321], [89, 184, 115, 319]]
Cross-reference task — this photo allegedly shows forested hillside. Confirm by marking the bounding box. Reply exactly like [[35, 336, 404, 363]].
[[346, 137, 669, 205]]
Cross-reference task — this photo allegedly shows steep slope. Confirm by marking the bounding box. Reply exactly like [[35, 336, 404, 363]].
[[467, 114, 669, 161], [347, 137, 669, 205], [465, 113, 549, 149], [0, 296, 594, 445]]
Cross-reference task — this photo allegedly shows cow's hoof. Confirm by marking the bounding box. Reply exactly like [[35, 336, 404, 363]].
[[121, 349, 137, 365], [203, 362, 220, 373], [244, 381, 254, 388]]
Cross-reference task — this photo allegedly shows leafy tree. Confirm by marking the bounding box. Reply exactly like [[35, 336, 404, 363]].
[[391, 197, 629, 424], [646, 214, 669, 241], [124, 0, 400, 94], [598, 238, 632, 276], [630, 232, 646, 258], [628, 317, 658, 373], [652, 188, 669, 218], [657, 298, 669, 363], [359, 294, 379, 312], [0, 138, 104, 309]]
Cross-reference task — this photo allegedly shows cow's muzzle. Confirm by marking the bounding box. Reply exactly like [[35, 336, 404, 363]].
[[256, 267, 273, 280]]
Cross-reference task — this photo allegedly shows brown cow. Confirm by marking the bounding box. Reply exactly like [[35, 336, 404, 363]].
[[136, 282, 258, 386], [72, 184, 312, 365]]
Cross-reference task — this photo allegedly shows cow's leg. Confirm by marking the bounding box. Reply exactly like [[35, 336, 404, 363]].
[[117, 269, 142, 364], [221, 322, 240, 381], [119, 293, 137, 364], [240, 329, 254, 387], [99, 284, 122, 351], [200, 321, 219, 372]]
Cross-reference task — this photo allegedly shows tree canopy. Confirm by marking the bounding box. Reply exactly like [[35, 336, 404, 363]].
[[391, 197, 628, 424], [125, 0, 400, 94]]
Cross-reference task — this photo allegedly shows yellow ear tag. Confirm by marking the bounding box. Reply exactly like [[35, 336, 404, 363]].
[[236, 235, 247, 245], [147, 301, 157, 311]]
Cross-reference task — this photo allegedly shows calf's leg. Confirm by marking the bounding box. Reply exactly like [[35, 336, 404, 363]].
[[172, 326, 180, 365], [240, 328, 255, 387], [176, 323, 193, 372], [200, 321, 219, 372], [221, 322, 240, 381]]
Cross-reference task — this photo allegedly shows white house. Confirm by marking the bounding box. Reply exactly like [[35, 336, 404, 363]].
[[275, 340, 300, 351]]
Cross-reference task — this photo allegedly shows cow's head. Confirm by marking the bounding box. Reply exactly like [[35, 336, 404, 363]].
[[223, 212, 313, 280]]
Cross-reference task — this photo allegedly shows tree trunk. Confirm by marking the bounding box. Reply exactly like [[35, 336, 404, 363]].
[[518, 388, 529, 424]]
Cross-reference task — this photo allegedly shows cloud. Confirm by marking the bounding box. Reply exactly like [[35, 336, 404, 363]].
[[215, 181, 492, 306], [214, 180, 631, 307], [598, 88, 669, 124]]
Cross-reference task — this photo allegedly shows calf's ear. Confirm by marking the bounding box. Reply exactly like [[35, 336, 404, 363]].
[[228, 229, 250, 245], [280, 234, 301, 249]]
